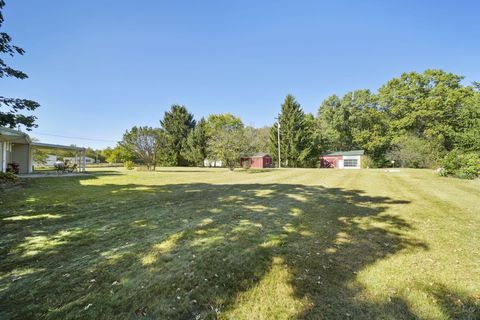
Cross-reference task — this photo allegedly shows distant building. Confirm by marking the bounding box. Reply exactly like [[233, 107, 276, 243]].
[[203, 159, 223, 167], [320, 150, 364, 169], [33, 155, 59, 166], [64, 156, 96, 164], [240, 153, 273, 169]]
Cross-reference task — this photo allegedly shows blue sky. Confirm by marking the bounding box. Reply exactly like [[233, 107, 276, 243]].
[[2, 1, 479, 149]]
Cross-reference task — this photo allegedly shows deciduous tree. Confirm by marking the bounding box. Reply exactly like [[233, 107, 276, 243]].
[[0, 0, 40, 130], [120, 126, 163, 170], [205, 113, 243, 137], [208, 125, 248, 170], [244, 126, 271, 154], [317, 90, 390, 166], [378, 69, 472, 153]]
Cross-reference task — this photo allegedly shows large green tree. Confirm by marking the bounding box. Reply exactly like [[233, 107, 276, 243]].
[[303, 113, 323, 167], [386, 133, 439, 168], [205, 113, 243, 138], [160, 105, 195, 166], [317, 90, 391, 166], [244, 126, 271, 154], [453, 87, 480, 152], [182, 117, 208, 166], [317, 94, 352, 151], [120, 126, 163, 170], [269, 95, 312, 167], [207, 125, 248, 170], [101, 146, 135, 164], [0, 0, 40, 129], [378, 69, 473, 153]]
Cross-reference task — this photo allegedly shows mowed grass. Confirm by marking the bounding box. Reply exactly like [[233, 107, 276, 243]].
[[0, 168, 479, 319]]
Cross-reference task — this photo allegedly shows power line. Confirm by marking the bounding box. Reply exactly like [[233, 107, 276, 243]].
[[32, 132, 118, 143]]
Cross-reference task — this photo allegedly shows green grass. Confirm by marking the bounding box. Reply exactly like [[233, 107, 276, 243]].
[[1, 167, 479, 319]]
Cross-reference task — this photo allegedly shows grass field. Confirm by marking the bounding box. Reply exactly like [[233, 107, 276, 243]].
[[1, 167, 479, 319]]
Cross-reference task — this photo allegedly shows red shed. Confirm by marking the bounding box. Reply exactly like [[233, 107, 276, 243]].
[[240, 153, 273, 169]]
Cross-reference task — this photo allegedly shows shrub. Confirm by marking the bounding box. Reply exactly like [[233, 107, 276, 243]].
[[440, 151, 480, 179], [242, 159, 252, 170], [123, 160, 135, 170], [361, 155, 376, 168], [386, 133, 442, 168], [0, 172, 20, 184]]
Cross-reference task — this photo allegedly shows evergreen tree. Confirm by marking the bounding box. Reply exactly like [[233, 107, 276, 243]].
[[303, 113, 321, 167], [269, 95, 311, 167], [182, 117, 208, 166], [160, 105, 196, 166]]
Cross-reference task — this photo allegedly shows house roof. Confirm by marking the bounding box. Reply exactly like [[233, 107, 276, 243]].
[[0, 127, 32, 144], [0, 126, 86, 151], [242, 153, 271, 158], [322, 150, 365, 156]]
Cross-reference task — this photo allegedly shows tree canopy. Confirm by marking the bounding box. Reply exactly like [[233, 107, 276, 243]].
[[182, 117, 208, 166], [160, 105, 196, 166], [207, 125, 248, 170], [269, 95, 311, 167], [120, 126, 163, 170], [103, 69, 479, 174], [0, 0, 40, 130]]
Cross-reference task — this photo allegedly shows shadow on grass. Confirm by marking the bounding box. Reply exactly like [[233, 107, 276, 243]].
[[242, 169, 275, 174], [153, 169, 219, 173], [1, 179, 473, 319]]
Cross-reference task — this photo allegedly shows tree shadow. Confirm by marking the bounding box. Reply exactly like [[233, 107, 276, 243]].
[[0, 179, 443, 319], [422, 284, 479, 319]]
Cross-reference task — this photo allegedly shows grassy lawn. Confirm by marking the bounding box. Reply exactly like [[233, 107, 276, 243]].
[[1, 168, 479, 319]]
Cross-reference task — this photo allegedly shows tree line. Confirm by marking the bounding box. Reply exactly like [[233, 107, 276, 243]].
[[101, 109, 270, 170], [102, 69, 479, 176]]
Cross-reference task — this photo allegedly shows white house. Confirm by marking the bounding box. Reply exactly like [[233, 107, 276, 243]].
[[0, 127, 32, 174]]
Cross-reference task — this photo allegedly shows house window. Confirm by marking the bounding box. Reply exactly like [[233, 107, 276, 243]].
[[344, 159, 358, 167]]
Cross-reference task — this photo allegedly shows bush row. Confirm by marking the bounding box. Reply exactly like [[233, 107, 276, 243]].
[[439, 151, 480, 179]]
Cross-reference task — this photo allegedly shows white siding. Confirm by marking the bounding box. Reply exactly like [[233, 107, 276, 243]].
[[342, 155, 361, 169], [0, 141, 5, 172], [1, 141, 12, 173]]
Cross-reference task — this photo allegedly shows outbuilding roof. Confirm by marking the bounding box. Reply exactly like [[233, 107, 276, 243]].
[[322, 150, 365, 156], [241, 153, 271, 158]]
